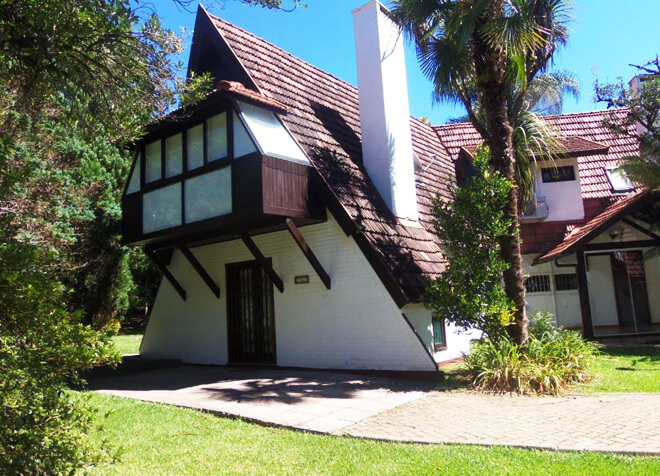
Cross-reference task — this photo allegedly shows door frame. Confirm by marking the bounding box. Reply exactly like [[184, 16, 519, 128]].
[[225, 258, 277, 365]]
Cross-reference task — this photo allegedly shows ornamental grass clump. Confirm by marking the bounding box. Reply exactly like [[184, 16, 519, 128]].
[[464, 311, 601, 395]]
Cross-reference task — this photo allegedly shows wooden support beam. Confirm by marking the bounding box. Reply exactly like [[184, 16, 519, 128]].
[[145, 248, 186, 301], [285, 218, 331, 290], [582, 239, 660, 252], [576, 251, 594, 340], [179, 246, 220, 298], [240, 233, 284, 293]]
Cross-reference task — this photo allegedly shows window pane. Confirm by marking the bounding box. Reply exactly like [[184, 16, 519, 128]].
[[206, 113, 228, 162], [555, 274, 578, 291], [605, 166, 634, 192], [233, 111, 257, 158], [126, 154, 141, 194], [525, 275, 551, 293], [185, 167, 232, 223], [237, 101, 308, 164], [145, 140, 162, 183], [165, 134, 183, 178], [541, 166, 575, 183], [433, 319, 446, 349], [187, 124, 204, 170], [143, 183, 182, 233]]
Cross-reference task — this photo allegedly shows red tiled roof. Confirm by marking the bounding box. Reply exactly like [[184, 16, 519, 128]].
[[557, 136, 609, 158], [216, 80, 288, 113], [209, 12, 452, 302], [534, 189, 652, 264]]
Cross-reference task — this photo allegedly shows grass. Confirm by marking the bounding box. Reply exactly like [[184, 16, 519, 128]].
[[86, 392, 660, 476], [578, 345, 660, 393], [111, 334, 142, 355]]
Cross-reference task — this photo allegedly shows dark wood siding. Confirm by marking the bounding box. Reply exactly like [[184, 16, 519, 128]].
[[262, 155, 310, 217]]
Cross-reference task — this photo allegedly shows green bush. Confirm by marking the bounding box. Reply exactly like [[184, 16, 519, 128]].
[[464, 311, 600, 394]]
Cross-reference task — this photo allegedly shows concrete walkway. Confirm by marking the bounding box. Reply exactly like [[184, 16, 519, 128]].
[[90, 365, 660, 455]]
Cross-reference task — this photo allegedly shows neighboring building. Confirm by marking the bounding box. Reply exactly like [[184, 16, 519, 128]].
[[122, 2, 659, 373]]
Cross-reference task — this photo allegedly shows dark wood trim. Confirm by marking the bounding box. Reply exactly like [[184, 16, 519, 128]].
[[179, 246, 220, 298], [139, 145, 145, 188], [240, 233, 284, 293], [285, 218, 331, 290], [352, 231, 409, 308], [576, 251, 594, 339], [622, 218, 660, 240], [144, 248, 186, 301], [140, 157, 234, 194], [401, 313, 439, 371], [122, 149, 141, 198], [160, 138, 166, 181], [582, 239, 660, 252], [432, 318, 448, 351]]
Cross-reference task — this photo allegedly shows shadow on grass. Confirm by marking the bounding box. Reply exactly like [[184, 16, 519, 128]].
[[599, 345, 660, 372]]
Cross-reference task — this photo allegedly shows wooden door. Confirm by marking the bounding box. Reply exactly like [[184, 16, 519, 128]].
[[226, 260, 276, 364]]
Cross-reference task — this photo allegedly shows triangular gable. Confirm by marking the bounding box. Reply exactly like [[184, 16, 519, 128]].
[[187, 5, 258, 90]]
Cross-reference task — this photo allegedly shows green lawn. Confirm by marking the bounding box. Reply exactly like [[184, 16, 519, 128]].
[[86, 392, 659, 476], [112, 334, 142, 355], [578, 345, 660, 393]]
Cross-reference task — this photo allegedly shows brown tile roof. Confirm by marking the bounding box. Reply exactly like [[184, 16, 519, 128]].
[[534, 189, 652, 264], [204, 11, 642, 299], [209, 12, 453, 302], [557, 136, 609, 158]]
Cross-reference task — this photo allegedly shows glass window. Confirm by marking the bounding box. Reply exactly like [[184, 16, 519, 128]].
[[184, 167, 232, 223], [541, 166, 575, 183], [605, 166, 634, 193], [145, 140, 162, 183], [237, 101, 308, 164], [233, 111, 257, 158], [187, 124, 204, 170], [206, 113, 228, 162], [433, 319, 446, 351], [142, 183, 182, 233], [555, 274, 578, 291], [525, 275, 551, 293], [165, 133, 183, 178], [126, 154, 141, 194]]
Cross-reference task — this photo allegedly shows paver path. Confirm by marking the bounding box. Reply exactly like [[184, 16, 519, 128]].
[[91, 365, 660, 454], [342, 391, 660, 455]]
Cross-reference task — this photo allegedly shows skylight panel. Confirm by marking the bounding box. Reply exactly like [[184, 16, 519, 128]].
[[605, 166, 634, 193], [236, 101, 309, 165]]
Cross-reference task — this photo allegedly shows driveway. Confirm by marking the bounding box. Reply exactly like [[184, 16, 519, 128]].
[[90, 365, 660, 454], [89, 365, 433, 433]]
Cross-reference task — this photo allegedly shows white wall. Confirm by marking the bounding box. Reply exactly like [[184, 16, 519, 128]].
[[403, 303, 480, 363], [533, 158, 584, 222], [523, 254, 582, 329], [141, 213, 436, 371]]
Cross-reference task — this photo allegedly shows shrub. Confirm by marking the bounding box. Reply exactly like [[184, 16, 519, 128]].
[[464, 311, 600, 394]]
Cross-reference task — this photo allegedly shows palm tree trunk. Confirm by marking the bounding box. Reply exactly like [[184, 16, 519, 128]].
[[473, 4, 529, 344]]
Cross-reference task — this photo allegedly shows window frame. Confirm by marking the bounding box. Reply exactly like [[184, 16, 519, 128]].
[[432, 318, 447, 351], [554, 273, 578, 292], [525, 274, 552, 294], [541, 165, 576, 183]]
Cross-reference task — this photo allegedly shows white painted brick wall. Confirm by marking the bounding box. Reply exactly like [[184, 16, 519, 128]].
[[141, 213, 436, 371]]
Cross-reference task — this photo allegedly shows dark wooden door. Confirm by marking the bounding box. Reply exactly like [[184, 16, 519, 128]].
[[226, 260, 276, 364]]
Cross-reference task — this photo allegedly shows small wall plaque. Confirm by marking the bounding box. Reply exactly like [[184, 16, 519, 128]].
[[294, 275, 310, 284]]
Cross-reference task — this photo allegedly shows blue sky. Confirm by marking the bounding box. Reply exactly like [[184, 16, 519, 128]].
[[156, 0, 659, 124]]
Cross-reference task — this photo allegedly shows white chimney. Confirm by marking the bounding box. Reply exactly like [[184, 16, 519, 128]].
[[353, 1, 419, 222]]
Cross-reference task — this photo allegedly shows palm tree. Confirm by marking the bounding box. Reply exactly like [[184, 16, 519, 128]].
[[391, 0, 571, 344]]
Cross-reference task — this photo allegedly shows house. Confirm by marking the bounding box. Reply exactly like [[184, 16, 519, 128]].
[[122, 2, 658, 373]]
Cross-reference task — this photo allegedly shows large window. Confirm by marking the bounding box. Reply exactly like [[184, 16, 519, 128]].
[[432, 319, 447, 351], [184, 167, 232, 223], [142, 184, 182, 233], [186, 124, 204, 170], [206, 113, 228, 162], [541, 166, 575, 183], [165, 133, 183, 178]]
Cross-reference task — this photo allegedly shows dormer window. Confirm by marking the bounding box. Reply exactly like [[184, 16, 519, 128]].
[[541, 165, 575, 183], [605, 166, 634, 193], [121, 93, 323, 247]]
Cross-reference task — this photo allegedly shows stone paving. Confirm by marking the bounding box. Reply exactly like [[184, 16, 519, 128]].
[[90, 365, 432, 434], [90, 365, 660, 455], [343, 391, 660, 455]]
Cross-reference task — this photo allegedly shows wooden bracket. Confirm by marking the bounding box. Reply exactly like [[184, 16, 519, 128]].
[[145, 248, 186, 301], [179, 246, 220, 298], [240, 233, 284, 293], [285, 218, 331, 290]]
